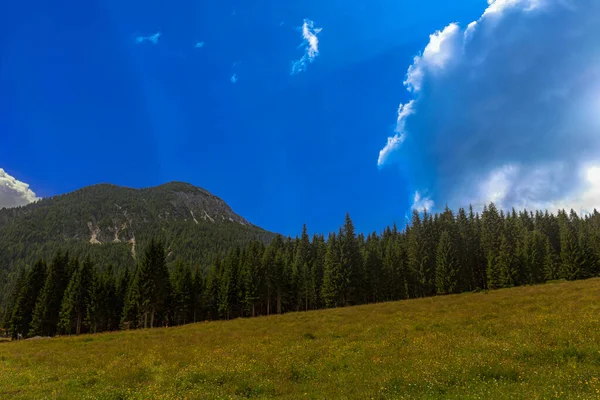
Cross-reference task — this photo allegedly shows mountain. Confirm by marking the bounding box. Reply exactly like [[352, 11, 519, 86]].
[[0, 181, 276, 271]]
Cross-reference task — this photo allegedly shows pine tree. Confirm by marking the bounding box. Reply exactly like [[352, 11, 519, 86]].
[[123, 239, 172, 328], [528, 230, 546, 284], [578, 229, 598, 278], [544, 238, 560, 281], [86, 265, 102, 333], [363, 233, 383, 303], [171, 261, 193, 325], [340, 214, 362, 306], [101, 265, 120, 332], [10, 260, 47, 339], [498, 234, 518, 287], [293, 225, 312, 311], [30, 250, 69, 336], [191, 265, 204, 323], [407, 211, 430, 297], [3, 266, 26, 331], [559, 214, 582, 281], [482, 203, 503, 289], [58, 257, 93, 335], [218, 249, 238, 320], [311, 234, 326, 309], [242, 241, 264, 317], [321, 233, 342, 308], [435, 231, 459, 294]]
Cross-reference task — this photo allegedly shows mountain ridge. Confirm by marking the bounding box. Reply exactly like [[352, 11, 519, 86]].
[[0, 180, 275, 269]]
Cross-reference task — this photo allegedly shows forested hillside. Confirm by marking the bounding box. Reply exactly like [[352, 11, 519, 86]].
[[4, 202, 600, 338], [0, 182, 275, 325]]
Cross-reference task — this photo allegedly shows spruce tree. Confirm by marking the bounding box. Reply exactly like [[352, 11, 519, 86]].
[[10, 260, 47, 339], [86, 265, 103, 333], [340, 214, 362, 306], [363, 233, 383, 303], [578, 229, 598, 278], [242, 241, 264, 317], [528, 230, 546, 284], [123, 239, 172, 328], [171, 261, 193, 325], [559, 215, 582, 281], [482, 203, 503, 289], [435, 231, 459, 294], [498, 234, 518, 287], [30, 250, 69, 336], [321, 233, 342, 308], [544, 238, 560, 281], [58, 257, 93, 335], [292, 225, 312, 311]]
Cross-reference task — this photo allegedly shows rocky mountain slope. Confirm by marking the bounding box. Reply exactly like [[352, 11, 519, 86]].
[[0, 181, 275, 269]]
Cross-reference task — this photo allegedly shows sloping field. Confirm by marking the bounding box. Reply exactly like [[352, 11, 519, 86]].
[[1, 279, 600, 399]]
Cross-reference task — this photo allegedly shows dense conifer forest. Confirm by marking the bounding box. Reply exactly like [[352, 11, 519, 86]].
[[4, 203, 600, 338]]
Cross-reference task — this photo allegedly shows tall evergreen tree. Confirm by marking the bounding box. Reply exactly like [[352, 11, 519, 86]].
[[123, 239, 172, 328], [10, 260, 47, 339], [30, 250, 69, 337], [559, 213, 582, 281], [340, 214, 363, 306], [59, 257, 93, 335], [482, 203, 503, 289], [435, 231, 459, 294], [171, 261, 193, 325], [242, 241, 264, 317], [321, 233, 342, 308], [498, 234, 518, 288], [363, 233, 382, 303], [528, 230, 547, 284]]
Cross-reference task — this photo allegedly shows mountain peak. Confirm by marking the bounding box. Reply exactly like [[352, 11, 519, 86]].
[[0, 181, 272, 267]]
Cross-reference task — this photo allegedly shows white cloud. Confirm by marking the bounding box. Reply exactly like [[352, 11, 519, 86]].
[[136, 32, 161, 44], [194, 41, 205, 48], [291, 19, 322, 75], [412, 191, 435, 213], [230, 74, 238, 83], [377, 101, 416, 166], [404, 23, 461, 93], [377, 134, 406, 167], [378, 0, 600, 213], [0, 168, 39, 209]]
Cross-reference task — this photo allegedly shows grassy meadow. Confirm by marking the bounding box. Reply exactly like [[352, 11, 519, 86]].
[[1, 279, 600, 399]]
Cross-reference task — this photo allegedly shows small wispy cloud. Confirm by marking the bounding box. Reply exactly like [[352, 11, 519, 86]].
[[412, 191, 434, 213], [136, 32, 161, 45], [230, 74, 238, 83], [291, 19, 322, 75], [194, 41, 205, 49]]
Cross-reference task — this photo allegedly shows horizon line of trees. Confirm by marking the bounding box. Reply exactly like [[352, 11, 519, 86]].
[[5, 203, 600, 338]]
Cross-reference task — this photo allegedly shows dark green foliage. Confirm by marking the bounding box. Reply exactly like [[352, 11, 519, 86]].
[[559, 213, 582, 281], [498, 234, 518, 288], [435, 231, 459, 295], [171, 261, 194, 325], [10, 260, 47, 338], [29, 250, 70, 337], [124, 239, 172, 328], [5, 203, 600, 338], [544, 238, 561, 281], [321, 233, 342, 308], [0, 182, 275, 317], [59, 257, 93, 335]]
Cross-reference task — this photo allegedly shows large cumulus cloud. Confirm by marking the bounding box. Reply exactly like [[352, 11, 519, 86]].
[[379, 0, 600, 213], [0, 168, 39, 209]]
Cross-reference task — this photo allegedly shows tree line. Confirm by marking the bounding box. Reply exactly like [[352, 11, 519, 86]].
[[5, 203, 600, 338]]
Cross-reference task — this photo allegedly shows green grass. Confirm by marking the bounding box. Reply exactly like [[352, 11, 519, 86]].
[[2, 279, 600, 399]]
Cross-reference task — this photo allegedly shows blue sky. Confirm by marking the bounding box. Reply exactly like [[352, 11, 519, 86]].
[[2, 0, 600, 236]]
